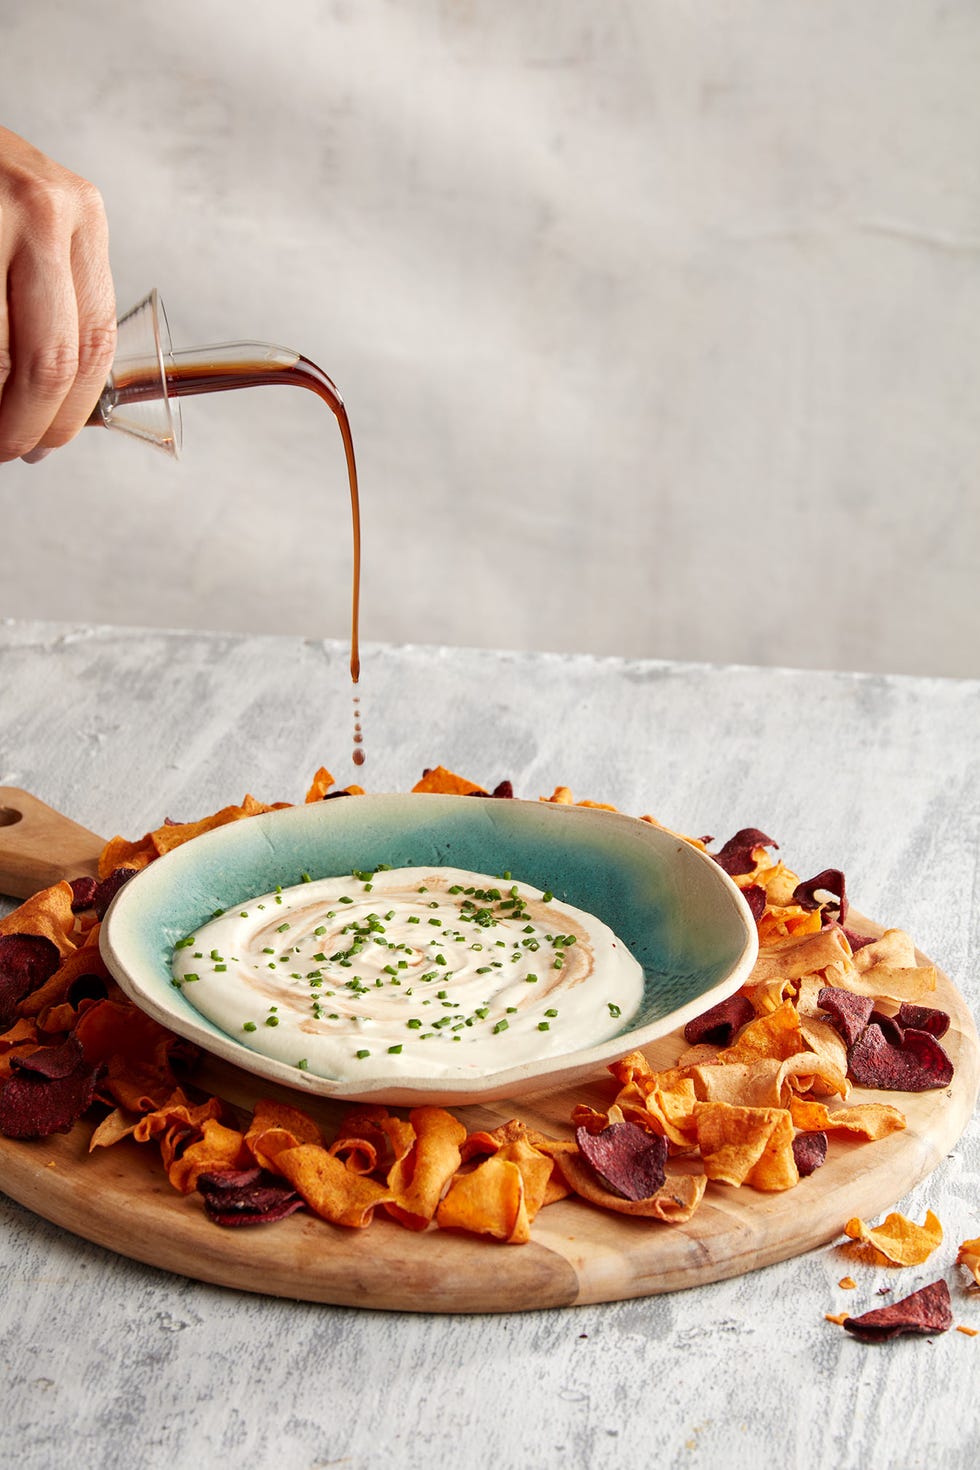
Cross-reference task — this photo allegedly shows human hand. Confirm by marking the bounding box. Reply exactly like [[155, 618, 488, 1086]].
[[0, 125, 116, 463]]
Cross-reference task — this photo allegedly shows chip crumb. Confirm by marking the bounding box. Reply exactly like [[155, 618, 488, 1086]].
[[825, 1312, 849, 1325], [838, 1276, 857, 1290], [956, 1325, 978, 1337]]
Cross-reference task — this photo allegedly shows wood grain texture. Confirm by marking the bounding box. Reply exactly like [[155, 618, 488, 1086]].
[[0, 786, 103, 898], [0, 784, 974, 1313]]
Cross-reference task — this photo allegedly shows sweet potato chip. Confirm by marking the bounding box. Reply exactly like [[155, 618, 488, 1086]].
[[0, 883, 77, 958], [694, 1102, 798, 1191], [168, 1118, 251, 1194], [436, 1134, 554, 1244], [412, 766, 486, 796], [304, 767, 336, 802], [384, 1106, 467, 1231], [271, 1144, 393, 1228], [842, 1279, 952, 1341], [714, 1001, 806, 1067], [956, 1237, 980, 1287], [843, 1209, 943, 1268], [788, 1097, 906, 1141], [245, 1097, 324, 1170]]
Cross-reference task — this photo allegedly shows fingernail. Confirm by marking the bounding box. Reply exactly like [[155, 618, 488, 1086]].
[[21, 448, 54, 464]]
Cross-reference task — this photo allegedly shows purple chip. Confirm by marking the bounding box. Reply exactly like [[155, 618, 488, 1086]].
[[92, 867, 140, 920], [817, 987, 874, 1049], [197, 1166, 305, 1227], [711, 829, 779, 878], [575, 1120, 668, 1201], [69, 877, 99, 912], [0, 933, 62, 1029], [792, 1131, 828, 1177], [793, 868, 849, 926], [741, 885, 767, 923], [843, 1279, 953, 1342], [848, 1023, 954, 1092], [683, 993, 755, 1048], [0, 1035, 101, 1138], [896, 1002, 950, 1040]]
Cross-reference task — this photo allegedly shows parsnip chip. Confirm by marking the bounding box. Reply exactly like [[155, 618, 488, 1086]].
[[843, 1209, 943, 1268]]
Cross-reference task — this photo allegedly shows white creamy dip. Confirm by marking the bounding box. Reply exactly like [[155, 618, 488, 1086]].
[[171, 866, 644, 1081]]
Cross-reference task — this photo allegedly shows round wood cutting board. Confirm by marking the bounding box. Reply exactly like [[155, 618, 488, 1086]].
[[0, 787, 977, 1314]]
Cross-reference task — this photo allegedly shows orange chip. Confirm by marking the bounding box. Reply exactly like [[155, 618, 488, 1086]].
[[245, 1098, 323, 1171], [956, 1237, 980, 1287], [272, 1143, 393, 1228], [789, 1097, 906, 1140], [17, 944, 112, 1019], [97, 835, 155, 879], [714, 1000, 806, 1067], [838, 1276, 857, 1290], [694, 1102, 799, 1191], [843, 1209, 943, 1267], [437, 1134, 554, 1244], [825, 1312, 850, 1326], [304, 767, 336, 802], [167, 1118, 250, 1194], [383, 1106, 467, 1231], [411, 766, 485, 796], [0, 881, 78, 959]]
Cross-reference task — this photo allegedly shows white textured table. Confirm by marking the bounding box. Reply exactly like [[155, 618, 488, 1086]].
[[1, 619, 977, 1470]]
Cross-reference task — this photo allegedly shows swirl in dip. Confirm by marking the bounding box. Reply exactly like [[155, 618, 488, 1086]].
[[171, 866, 645, 1081]]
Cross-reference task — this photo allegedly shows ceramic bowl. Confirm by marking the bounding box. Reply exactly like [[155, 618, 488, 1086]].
[[100, 794, 758, 1105]]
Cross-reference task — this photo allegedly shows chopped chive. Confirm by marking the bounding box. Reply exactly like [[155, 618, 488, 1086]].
[[243, 1021, 257, 1032]]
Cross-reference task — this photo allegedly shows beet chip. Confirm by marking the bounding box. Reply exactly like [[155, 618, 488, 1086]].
[[868, 1009, 905, 1046], [575, 1121, 668, 1201], [897, 1002, 950, 1040], [93, 867, 140, 920], [794, 868, 848, 926], [197, 1166, 304, 1227], [0, 934, 62, 1029], [468, 780, 515, 799], [848, 1023, 954, 1093], [10, 1035, 88, 1081], [0, 1035, 101, 1138], [792, 1131, 828, 1178], [712, 829, 778, 878], [843, 1279, 953, 1342], [69, 876, 99, 912], [817, 987, 874, 1049], [741, 885, 767, 923], [684, 993, 755, 1048]]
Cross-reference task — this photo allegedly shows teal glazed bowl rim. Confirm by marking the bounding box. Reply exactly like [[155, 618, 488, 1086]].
[[99, 794, 759, 1105]]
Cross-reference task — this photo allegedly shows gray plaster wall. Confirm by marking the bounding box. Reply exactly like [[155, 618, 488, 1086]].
[[1, 0, 977, 677]]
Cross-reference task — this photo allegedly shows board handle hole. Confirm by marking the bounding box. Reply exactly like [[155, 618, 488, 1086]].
[[0, 807, 23, 829]]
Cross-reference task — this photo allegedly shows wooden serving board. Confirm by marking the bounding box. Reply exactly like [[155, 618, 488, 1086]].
[[0, 788, 977, 1314]]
